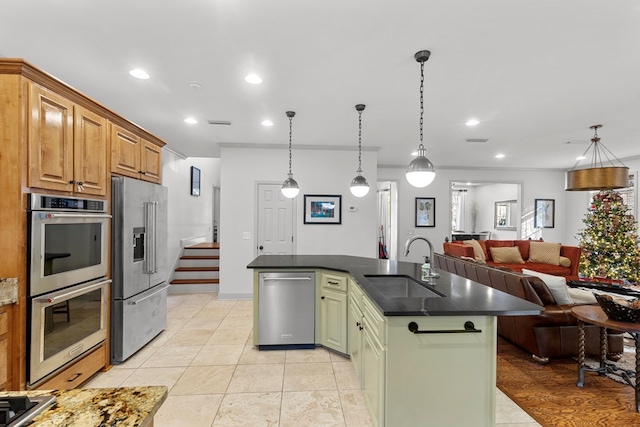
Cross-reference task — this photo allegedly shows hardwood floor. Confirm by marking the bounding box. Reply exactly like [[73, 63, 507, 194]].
[[497, 338, 640, 426]]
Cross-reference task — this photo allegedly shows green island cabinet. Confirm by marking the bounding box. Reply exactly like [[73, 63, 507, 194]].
[[252, 268, 497, 426]]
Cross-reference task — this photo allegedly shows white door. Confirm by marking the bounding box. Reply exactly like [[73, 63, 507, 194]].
[[257, 183, 295, 255]]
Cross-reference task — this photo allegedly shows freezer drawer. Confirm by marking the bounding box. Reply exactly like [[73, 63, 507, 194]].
[[111, 283, 168, 363], [258, 272, 315, 347]]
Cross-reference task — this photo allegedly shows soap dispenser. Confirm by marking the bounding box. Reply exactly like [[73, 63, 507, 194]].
[[421, 256, 431, 281]]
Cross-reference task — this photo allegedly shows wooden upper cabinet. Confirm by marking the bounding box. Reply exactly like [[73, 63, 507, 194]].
[[28, 84, 108, 196], [111, 123, 162, 184]]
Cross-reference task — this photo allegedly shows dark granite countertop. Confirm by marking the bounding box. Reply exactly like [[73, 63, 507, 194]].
[[247, 255, 543, 317]]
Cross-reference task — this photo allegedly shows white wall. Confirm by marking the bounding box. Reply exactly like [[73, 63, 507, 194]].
[[219, 145, 378, 299], [163, 150, 220, 270]]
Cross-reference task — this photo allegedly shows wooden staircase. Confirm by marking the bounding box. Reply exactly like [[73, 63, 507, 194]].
[[170, 242, 219, 293]]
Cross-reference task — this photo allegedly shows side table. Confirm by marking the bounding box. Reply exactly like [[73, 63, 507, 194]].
[[571, 305, 640, 412]]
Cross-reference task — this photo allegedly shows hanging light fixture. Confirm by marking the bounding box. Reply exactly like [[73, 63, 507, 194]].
[[406, 50, 436, 188], [350, 104, 370, 197], [281, 111, 300, 198], [565, 124, 629, 191]]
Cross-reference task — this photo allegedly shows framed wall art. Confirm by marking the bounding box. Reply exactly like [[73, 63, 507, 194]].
[[534, 198, 555, 228], [190, 166, 201, 196], [304, 195, 342, 224], [415, 197, 435, 227]]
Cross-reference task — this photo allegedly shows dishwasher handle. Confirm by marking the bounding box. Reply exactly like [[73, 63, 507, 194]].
[[262, 276, 312, 281]]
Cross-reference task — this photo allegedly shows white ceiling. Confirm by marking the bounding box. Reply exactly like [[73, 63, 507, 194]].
[[3, 0, 640, 170]]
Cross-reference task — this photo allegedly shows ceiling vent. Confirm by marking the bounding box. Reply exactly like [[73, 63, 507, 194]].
[[465, 138, 489, 143], [207, 120, 232, 125]]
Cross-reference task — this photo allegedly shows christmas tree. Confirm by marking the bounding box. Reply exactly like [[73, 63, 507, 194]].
[[576, 190, 640, 283]]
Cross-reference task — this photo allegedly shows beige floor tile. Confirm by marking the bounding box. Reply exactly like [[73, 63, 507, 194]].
[[283, 362, 337, 391], [285, 347, 331, 363], [205, 299, 237, 310], [193, 306, 234, 320], [82, 368, 135, 389], [147, 329, 178, 347], [163, 329, 214, 347], [238, 345, 286, 365], [154, 393, 223, 427], [111, 344, 159, 369], [330, 351, 351, 363], [226, 364, 285, 393], [167, 305, 202, 319], [495, 388, 540, 425], [119, 367, 186, 390], [212, 392, 281, 427], [140, 346, 200, 368], [192, 344, 244, 366], [340, 389, 373, 427], [171, 365, 236, 395], [280, 390, 345, 427], [333, 362, 361, 390], [164, 317, 189, 331], [226, 300, 254, 317], [181, 316, 222, 331], [206, 328, 250, 345], [218, 316, 253, 329]]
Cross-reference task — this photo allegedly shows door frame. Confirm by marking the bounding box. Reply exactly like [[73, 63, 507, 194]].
[[254, 181, 297, 257]]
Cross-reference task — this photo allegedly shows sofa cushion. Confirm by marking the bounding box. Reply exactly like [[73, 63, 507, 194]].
[[523, 268, 573, 305], [490, 246, 525, 264], [566, 287, 598, 304], [526, 276, 557, 305], [521, 262, 571, 277], [514, 240, 531, 260], [559, 256, 571, 268], [485, 240, 514, 261], [529, 241, 561, 265], [463, 239, 486, 262]]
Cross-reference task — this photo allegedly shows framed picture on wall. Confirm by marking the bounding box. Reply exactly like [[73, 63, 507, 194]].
[[190, 166, 201, 196], [304, 195, 342, 224], [415, 197, 435, 227], [534, 198, 554, 228]]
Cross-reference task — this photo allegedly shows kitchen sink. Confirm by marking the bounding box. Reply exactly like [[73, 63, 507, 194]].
[[364, 275, 443, 298]]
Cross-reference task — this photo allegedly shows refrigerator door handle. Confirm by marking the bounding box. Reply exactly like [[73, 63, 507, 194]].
[[127, 284, 169, 305], [44, 213, 112, 219], [144, 201, 158, 274]]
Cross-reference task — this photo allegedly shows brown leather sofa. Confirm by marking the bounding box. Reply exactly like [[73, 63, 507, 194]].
[[433, 252, 623, 363]]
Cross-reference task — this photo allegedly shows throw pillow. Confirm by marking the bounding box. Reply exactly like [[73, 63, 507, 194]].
[[484, 240, 514, 261], [489, 246, 525, 264], [526, 276, 556, 305], [559, 256, 571, 268], [522, 268, 573, 305], [528, 241, 561, 266], [463, 239, 486, 262], [566, 287, 597, 304]]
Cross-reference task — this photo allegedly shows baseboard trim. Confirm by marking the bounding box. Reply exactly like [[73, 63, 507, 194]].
[[218, 292, 253, 300], [169, 283, 219, 293]]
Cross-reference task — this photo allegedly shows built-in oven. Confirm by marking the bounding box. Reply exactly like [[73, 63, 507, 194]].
[[28, 277, 110, 385], [27, 193, 111, 386], [28, 193, 110, 296]]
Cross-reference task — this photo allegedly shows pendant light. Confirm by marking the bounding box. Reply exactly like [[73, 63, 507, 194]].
[[281, 111, 300, 198], [565, 124, 629, 191], [406, 50, 436, 188], [350, 104, 370, 197]]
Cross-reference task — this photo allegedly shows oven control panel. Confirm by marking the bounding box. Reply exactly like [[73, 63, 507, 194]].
[[29, 194, 107, 212]]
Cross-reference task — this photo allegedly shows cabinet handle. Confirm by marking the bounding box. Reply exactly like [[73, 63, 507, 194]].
[[67, 372, 82, 382], [407, 321, 482, 334], [69, 180, 75, 184], [359, 326, 363, 331], [321, 296, 325, 300], [356, 321, 361, 327], [328, 280, 339, 285]]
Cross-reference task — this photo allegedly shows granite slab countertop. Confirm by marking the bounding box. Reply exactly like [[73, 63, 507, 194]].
[[247, 254, 543, 317], [0, 277, 18, 307], [0, 386, 167, 426]]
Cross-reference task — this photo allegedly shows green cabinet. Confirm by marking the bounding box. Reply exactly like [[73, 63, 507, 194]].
[[348, 283, 364, 381], [319, 272, 348, 354]]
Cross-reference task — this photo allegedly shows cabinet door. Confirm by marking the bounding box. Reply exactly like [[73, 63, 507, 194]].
[[348, 296, 363, 382], [74, 106, 108, 195], [0, 306, 10, 391], [362, 327, 385, 427], [28, 84, 74, 191], [140, 138, 162, 183], [320, 288, 348, 354], [110, 123, 141, 179]]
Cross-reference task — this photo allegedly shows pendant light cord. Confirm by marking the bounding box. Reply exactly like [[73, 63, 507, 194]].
[[357, 108, 363, 173], [419, 58, 425, 149], [288, 113, 293, 175]]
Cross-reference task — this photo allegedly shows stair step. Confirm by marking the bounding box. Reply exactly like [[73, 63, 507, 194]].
[[170, 278, 220, 284], [181, 255, 220, 260], [175, 266, 219, 272], [186, 242, 220, 249]]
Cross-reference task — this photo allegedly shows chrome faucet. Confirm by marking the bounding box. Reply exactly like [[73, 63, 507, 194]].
[[404, 235, 439, 278]]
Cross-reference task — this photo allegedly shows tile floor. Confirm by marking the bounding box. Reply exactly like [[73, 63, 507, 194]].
[[84, 293, 541, 426]]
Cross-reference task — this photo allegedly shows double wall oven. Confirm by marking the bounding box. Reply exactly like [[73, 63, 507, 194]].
[[27, 193, 111, 386]]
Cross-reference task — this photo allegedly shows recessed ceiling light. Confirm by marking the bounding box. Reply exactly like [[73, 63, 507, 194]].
[[188, 81, 203, 90], [184, 117, 198, 124], [466, 119, 480, 126], [129, 69, 150, 79], [576, 155, 587, 160], [245, 74, 262, 84], [261, 120, 274, 127], [495, 153, 505, 159]]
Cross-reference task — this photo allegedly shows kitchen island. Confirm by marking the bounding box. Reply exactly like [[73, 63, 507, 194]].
[[0, 386, 167, 426], [248, 254, 542, 427]]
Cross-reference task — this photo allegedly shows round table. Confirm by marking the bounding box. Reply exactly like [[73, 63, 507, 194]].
[[571, 305, 640, 412]]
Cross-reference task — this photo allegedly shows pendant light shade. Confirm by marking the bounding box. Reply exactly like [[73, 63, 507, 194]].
[[406, 50, 436, 188], [281, 111, 299, 198], [565, 124, 629, 191], [350, 104, 370, 197]]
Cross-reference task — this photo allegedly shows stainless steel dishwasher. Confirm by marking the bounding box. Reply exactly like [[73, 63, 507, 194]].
[[258, 271, 315, 349]]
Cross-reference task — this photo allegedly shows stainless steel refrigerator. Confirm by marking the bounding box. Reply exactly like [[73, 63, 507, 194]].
[[111, 176, 169, 364]]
